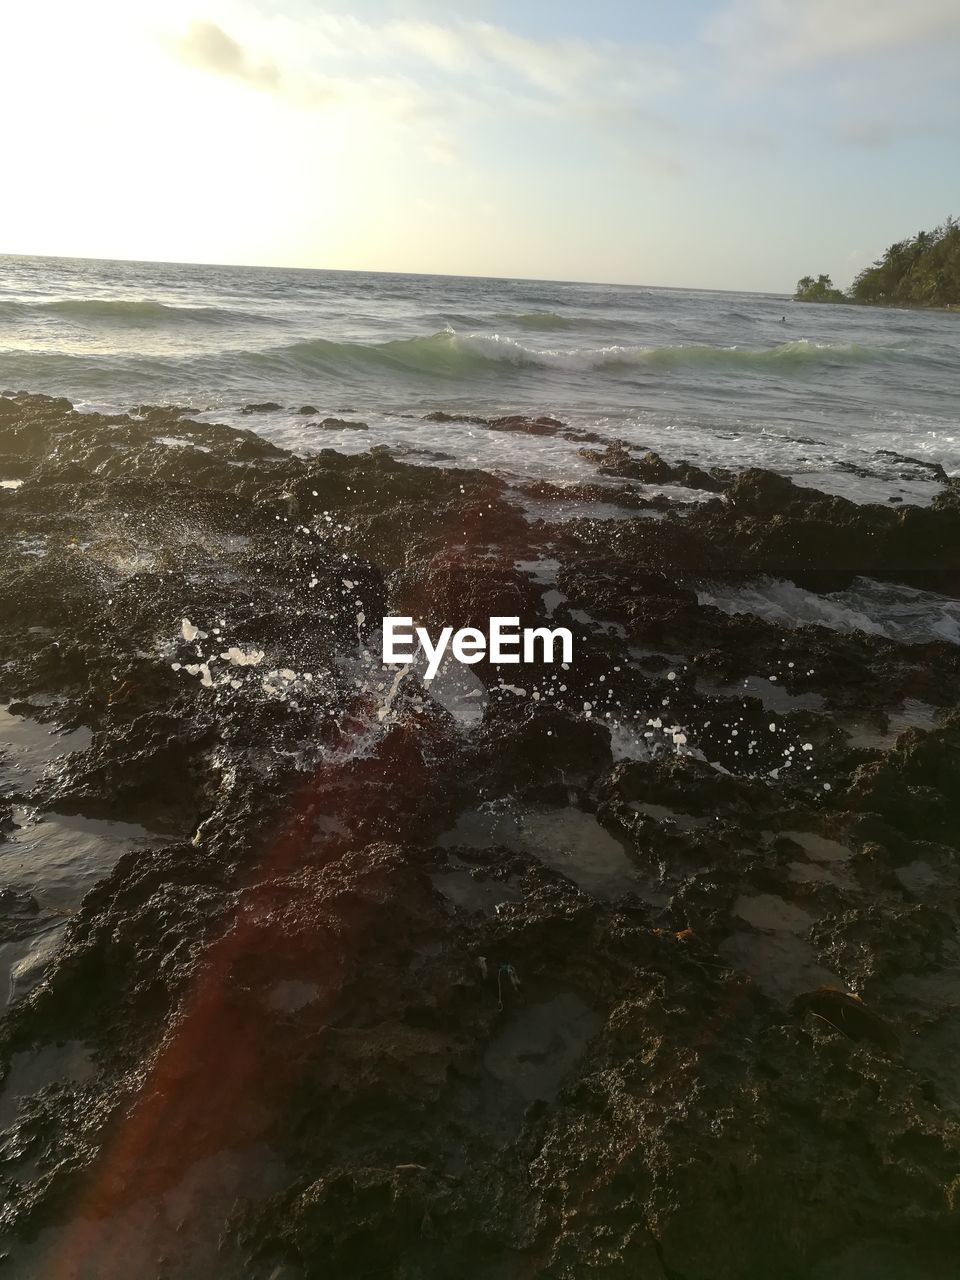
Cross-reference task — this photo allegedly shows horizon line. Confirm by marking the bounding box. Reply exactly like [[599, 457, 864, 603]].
[[0, 249, 789, 297]]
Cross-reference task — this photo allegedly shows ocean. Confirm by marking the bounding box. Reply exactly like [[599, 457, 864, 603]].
[[4, 266, 960, 1276], [1, 253, 957, 505]]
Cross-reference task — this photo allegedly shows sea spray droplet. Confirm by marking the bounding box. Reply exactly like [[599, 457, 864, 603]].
[[221, 646, 264, 667], [181, 618, 208, 642]]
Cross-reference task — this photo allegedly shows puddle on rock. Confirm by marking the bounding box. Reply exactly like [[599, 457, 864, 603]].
[[484, 992, 602, 1102], [723, 892, 839, 1000], [1, 808, 165, 913], [0, 706, 93, 792], [696, 673, 826, 714], [568, 607, 627, 639], [780, 830, 853, 864], [787, 860, 843, 886], [512, 557, 567, 618], [439, 803, 643, 901], [608, 720, 656, 763], [430, 856, 522, 916], [630, 802, 709, 831], [734, 893, 814, 933], [0, 923, 68, 1005], [841, 698, 939, 750], [894, 860, 943, 897], [720, 931, 841, 1003], [0, 1039, 96, 1130], [0, 807, 170, 1006]]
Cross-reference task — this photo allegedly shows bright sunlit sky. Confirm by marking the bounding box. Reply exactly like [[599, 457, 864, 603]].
[[2, 0, 959, 289]]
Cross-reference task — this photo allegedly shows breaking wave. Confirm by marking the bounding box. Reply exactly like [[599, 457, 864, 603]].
[[0, 298, 260, 326], [253, 331, 897, 381], [698, 576, 960, 646]]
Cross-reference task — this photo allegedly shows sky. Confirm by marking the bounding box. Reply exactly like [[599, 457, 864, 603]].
[[1, 0, 959, 290]]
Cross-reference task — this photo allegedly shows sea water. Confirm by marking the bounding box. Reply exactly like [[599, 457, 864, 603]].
[[1, 253, 957, 503]]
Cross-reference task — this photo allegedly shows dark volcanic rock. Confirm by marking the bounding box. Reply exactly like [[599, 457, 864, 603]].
[[487, 413, 566, 436], [579, 442, 729, 492], [1, 394, 960, 1279], [423, 409, 490, 426], [317, 417, 368, 430], [933, 476, 960, 512], [393, 551, 542, 635], [874, 448, 948, 481]]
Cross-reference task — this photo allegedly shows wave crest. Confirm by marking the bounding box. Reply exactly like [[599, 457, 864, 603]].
[[0, 298, 256, 326], [259, 330, 892, 380]]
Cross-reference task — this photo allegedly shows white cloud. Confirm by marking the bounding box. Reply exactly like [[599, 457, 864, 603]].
[[167, 8, 684, 174], [470, 23, 604, 94], [386, 19, 472, 73], [467, 21, 679, 107], [707, 0, 960, 66], [176, 19, 282, 90], [172, 10, 679, 119]]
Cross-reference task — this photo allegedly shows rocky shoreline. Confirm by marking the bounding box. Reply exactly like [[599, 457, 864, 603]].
[[1, 392, 960, 1279]]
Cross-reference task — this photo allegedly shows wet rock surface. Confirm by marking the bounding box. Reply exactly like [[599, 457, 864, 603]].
[[1, 393, 960, 1277]]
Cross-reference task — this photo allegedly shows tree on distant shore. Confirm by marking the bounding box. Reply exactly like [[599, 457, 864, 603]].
[[795, 218, 960, 308], [793, 273, 845, 303], [849, 218, 959, 306]]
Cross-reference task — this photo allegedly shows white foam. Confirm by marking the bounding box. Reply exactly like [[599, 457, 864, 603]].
[[181, 618, 208, 642], [221, 646, 265, 667], [698, 576, 960, 646]]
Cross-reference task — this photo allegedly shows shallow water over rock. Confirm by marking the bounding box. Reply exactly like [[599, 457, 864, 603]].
[[483, 993, 602, 1102], [439, 802, 643, 901], [1, 808, 167, 914], [0, 1039, 96, 1130], [0, 706, 93, 793], [430, 856, 522, 916]]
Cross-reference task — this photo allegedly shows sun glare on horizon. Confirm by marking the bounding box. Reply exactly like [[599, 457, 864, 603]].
[[1, 0, 959, 288]]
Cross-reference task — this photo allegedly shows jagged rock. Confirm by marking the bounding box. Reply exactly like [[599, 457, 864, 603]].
[[0, 394, 959, 1279], [579, 442, 728, 492]]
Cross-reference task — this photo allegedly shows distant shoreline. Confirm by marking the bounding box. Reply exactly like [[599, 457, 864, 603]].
[[794, 218, 959, 312], [794, 297, 958, 314]]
